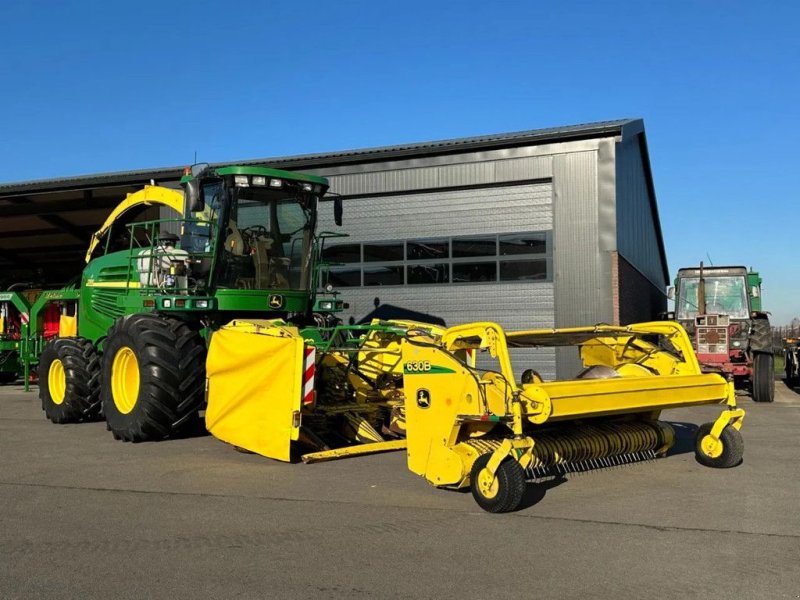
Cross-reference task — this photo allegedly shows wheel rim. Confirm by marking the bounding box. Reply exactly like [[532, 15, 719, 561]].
[[111, 347, 140, 415], [477, 467, 499, 499], [48, 359, 66, 405], [701, 434, 723, 459]]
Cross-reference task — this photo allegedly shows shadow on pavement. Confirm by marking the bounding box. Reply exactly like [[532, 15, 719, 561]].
[[665, 421, 699, 457]]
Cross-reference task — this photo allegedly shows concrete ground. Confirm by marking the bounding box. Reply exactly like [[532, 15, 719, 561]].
[[1, 381, 799, 600]]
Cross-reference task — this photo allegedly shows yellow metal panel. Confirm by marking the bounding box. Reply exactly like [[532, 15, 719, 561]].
[[85, 185, 184, 262], [205, 320, 303, 462], [537, 374, 731, 421], [84, 280, 141, 289], [401, 340, 476, 485], [58, 315, 78, 337]]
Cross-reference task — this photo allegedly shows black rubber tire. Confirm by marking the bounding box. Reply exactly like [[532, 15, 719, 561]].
[[751, 352, 775, 403], [694, 422, 744, 468], [749, 318, 771, 352], [470, 452, 526, 513], [39, 337, 101, 423], [0, 371, 17, 384], [101, 314, 206, 442]]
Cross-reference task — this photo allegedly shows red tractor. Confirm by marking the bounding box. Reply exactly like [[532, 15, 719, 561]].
[[671, 264, 774, 403]]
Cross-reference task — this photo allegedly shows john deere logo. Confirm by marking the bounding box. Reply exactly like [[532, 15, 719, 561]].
[[269, 295, 284, 309], [416, 389, 431, 409]]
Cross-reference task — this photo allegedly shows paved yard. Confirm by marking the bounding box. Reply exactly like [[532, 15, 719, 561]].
[[1, 381, 798, 599]]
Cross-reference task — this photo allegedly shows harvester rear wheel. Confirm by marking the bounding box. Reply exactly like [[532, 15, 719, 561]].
[[470, 453, 526, 513], [101, 314, 206, 442], [751, 352, 775, 403], [39, 337, 101, 423], [0, 372, 17, 384], [694, 423, 743, 468]]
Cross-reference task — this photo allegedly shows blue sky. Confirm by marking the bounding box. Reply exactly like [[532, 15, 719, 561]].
[[1, 1, 798, 322]]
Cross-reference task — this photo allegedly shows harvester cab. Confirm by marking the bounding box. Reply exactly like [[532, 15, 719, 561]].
[[673, 264, 773, 402]]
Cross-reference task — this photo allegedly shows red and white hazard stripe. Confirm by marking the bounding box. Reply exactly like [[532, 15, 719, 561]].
[[302, 346, 316, 406], [20, 312, 29, 326]]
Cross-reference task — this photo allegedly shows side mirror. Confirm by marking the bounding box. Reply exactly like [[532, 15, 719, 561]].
[[191, 162, 210, 177], [751, 286, 760, 298], [667, 286, 675, 300], [183, 178, 205, 213], [333, 196, 343, 226]]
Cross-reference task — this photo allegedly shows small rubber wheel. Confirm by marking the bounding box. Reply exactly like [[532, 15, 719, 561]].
[[694, 422, 744, 468], [470, 453, 526, 513], [751, 352, 775, 403]]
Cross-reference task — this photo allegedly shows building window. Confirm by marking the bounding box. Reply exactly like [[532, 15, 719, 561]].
[[322, 231, 551, 288]]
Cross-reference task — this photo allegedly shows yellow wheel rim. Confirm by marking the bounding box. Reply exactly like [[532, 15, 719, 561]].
[[477, 467, 499, 499], [701, 434, 723, 459], [111, 347, 140, 415], [48, 359, 66, 405]]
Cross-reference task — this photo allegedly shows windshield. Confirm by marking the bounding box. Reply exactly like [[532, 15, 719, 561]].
[[215, 185, 316, 291], [676, 276, 749, 319]]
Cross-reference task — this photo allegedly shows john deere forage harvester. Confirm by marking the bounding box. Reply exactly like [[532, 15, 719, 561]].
[[36, 164, 344, 441]]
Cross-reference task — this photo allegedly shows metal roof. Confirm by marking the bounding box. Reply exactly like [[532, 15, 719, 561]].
[[0, 119, 638, 194], [0, 118, 663, 290]]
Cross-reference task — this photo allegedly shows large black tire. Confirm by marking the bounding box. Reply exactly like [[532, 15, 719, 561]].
[[694, 422, 744, 468], [749, 318, 771, 352], [470, 453, 526, 513], [751, 352, 775, 403], [39, 337, 101, 423], [0, 371, 17, 384], [101, 314, 206, 442]]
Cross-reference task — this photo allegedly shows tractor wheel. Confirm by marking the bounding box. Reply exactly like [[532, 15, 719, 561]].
[[470, 452, 526, 513], [694, 422, 744, 468], [749, 318, 771, 352], [38, 337, 101, 423], [751, 352, 775, 403], [101, 314, 206, 442]]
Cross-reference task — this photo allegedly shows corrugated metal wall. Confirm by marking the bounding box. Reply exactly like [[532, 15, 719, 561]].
[[316, 181, 557, 378], [615, 134, 666, 289], [304, 131, 665, 379]]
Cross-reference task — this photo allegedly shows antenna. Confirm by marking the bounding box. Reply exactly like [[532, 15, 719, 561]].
[[706, 252, 714, 266], [193, 151, 197, 164]]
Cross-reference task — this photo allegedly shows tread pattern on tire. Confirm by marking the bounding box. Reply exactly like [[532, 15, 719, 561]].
[[39, 337, 101, 423], [749, 318, 771, 352], [470, 453, 526, 513], [752, 351, 775, 403], [694, 423, 744, 468], [101, 314, 206, 442]]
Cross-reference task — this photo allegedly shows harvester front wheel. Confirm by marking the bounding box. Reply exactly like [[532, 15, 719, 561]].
[[751, 352, 775, 403], [39, 337, 101, 423], [470, 453, 526, 513], [694, 422, 743, 468], [101, 314, 206, 442]]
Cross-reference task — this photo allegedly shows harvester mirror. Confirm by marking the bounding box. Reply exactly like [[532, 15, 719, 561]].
[[334, 196, 343, 226], [183, 178, 205, 213], [667, 286, 675, 300], [191, 162, 210, 177], [751, 286, 760, 297]]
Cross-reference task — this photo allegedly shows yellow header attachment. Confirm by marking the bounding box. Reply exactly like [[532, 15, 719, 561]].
[[85, 185, 184, 262]]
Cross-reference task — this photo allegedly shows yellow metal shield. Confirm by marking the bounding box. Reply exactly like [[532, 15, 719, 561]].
[[205, 320, 304, 462]]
